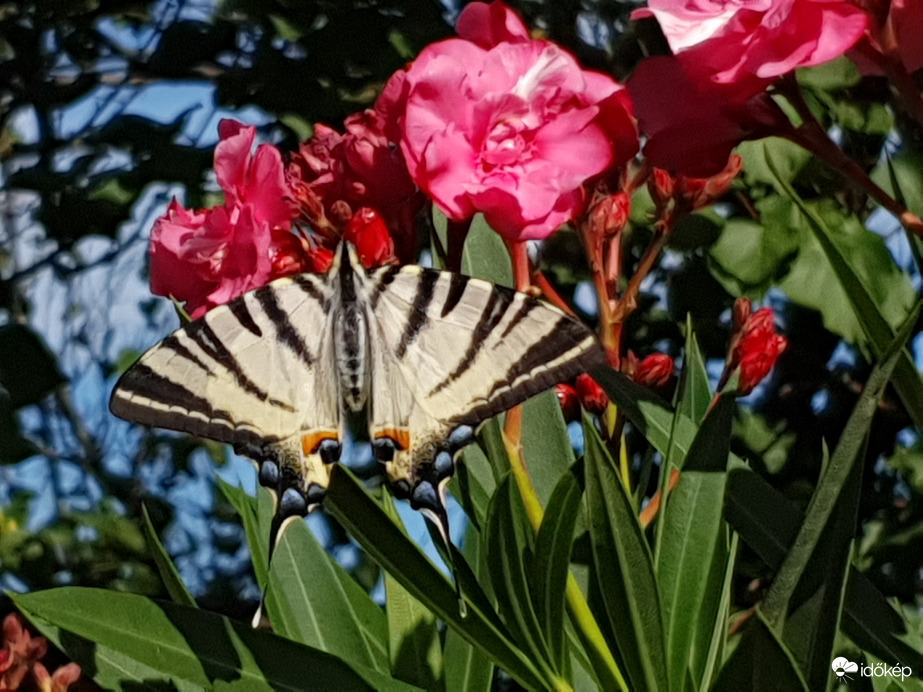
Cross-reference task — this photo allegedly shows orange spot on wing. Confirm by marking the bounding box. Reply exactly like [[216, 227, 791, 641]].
[[375, 428, 411, 451], [302, 431, 339, 455]]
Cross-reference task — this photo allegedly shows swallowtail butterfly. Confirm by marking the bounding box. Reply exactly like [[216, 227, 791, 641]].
[[110, 242, 605, 611]]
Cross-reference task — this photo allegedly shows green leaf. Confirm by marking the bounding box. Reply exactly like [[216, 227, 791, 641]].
[[761, 306, 918, 628], [219, 479, 389, 672], [725, 469, 923, 672], [381, 495, 444, 691], [765, 149, 923, 427], [584, 420, 668, 692], [521, 390, 577, 506], [594, 366, 923, 673], [324, 465, 547, 691], [712, 613, 809, 692], [485, 476, 557, 681], [676, 320, 715, 426], [708, 206, 800, 296], [443, 522, 495, 692], [140, 503, 196, 607], [267, 514, 390, 673], [531, 465, 583, 671], [656, 395, 734, 692], [462, 214, 512, 286], [217, 479, 272, 589], [796, 56, 862, 91], [737, 138, 812, 187], [11, 588, 414, 691], [780, 440, 859, 691]]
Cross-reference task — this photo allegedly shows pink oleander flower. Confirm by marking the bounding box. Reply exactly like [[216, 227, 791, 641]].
[[636, 0, 868, 86], [380, 0, 637, 241], [629, 0, 868, 176], [150, 120, 304, 319]]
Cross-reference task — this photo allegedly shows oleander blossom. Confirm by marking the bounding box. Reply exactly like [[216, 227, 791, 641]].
[[150, 120, 313, 319], [380, 0, 637, 241], [628, 0, 868, 176]]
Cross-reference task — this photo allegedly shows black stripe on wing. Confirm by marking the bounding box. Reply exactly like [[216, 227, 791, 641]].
[[186, 320, 291, 409], [440, 272, 468, 317], [396, 271, 439, 360], [369, 265, 401, 311], [454, 327, 605, 426], [110, 364, 279, 447], [254, 285, 316, 367], [429, 287, 514, 396], [229, 299, 263, 337]]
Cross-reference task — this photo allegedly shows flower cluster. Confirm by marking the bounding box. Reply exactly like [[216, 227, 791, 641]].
[[0, 614, 80, 691], [379, 1, 636, 241]]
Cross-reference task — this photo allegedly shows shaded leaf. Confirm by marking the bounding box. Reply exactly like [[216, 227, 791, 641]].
[[11, 588, 414, 691], [531, 464, 583, 671], [712, 614, 809, 692], [584, 420, 667, 692], [140, 503, 196, 607], [324, 465, 547, 690]]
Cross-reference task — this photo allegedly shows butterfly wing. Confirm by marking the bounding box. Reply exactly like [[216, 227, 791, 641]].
[[365, 263, 605, 489], [110, 273, 341, 507]]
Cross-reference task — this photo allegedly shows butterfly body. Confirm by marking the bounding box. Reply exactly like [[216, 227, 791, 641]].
[[111, 243, 604, 532]]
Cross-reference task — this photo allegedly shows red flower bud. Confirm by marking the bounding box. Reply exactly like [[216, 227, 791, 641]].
[[555, 383, 580, 422], [650, 168, 674, 207], [307, 246, 335, 274], [726, 306, 787, 395], [634, 353, 675, 390], [269, 229, 312, 279], [587, 192, 631, 241], [732, 296, 752, 331], [575, 374, 609, 414], [345, 207, 396, 268]]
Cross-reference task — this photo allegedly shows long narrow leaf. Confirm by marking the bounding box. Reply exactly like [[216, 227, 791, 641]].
[[381, 494, 444, 691], [324, 465, 548, 691], [485, 476, 558, 683], [267, 515, 390, 673], [712, 613, 809, 692], [761, 307, 917, 628], [725, 468, 923, 671], [531, 465, 583, 671], [11, 588, 414, 691], [443, 523, 495, 692], [140, 503, 196, 607], [657, 395, 735, 692], [584, 420, 668, 692]]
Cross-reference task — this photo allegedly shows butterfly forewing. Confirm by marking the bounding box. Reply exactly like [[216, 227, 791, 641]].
[[367, 263, 606, 429], [110, 273, 339, 448]]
